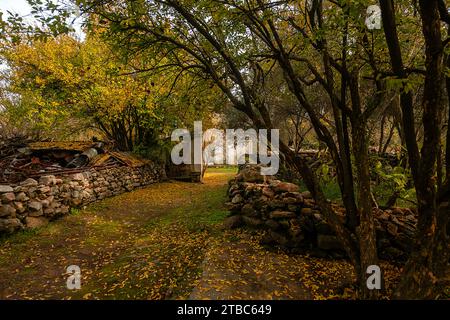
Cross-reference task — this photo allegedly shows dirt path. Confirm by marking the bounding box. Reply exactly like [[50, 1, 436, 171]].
[[0, 168, 354, 300]]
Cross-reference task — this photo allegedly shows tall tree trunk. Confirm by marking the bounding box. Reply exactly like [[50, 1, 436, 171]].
[[348, 74, 379, 299], [380, 0, 447, 299], [379, 0, 421, 181]]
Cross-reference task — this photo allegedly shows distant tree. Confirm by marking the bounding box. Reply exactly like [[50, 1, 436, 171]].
[[0, 32, 222, 150]]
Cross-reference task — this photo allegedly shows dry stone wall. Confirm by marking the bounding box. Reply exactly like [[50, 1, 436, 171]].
[[0, 163, 165, 234], [225, 165, 417, 260]]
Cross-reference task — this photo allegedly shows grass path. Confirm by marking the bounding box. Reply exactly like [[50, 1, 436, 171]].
[[0, 167, 359, 300], [0, 168, 234, 299]]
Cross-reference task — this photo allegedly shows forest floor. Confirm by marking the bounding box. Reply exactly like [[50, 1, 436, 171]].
[[0, 167, 404, 300]]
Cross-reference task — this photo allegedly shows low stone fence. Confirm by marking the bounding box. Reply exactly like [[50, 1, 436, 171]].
[[0, 163, 165, 234], [225, 165, 417, 260]]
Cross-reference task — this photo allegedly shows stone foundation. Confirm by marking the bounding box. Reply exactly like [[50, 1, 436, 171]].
[[0, 163, 165, 234]]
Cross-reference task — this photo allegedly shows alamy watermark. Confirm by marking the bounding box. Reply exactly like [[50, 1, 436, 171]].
[[367, 265, 382, 290], [171, 121, 280, 175], [366, 5, 382, 30], [66, 265, 81, 290]]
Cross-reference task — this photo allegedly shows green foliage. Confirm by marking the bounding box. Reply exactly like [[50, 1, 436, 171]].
[[322, 181, 342, 203], [373, 160, 416, 206], [132, 141, 171, 164], [317, 163, 332, 183], [70, 208, 81, 216], [0, 31, 221, 146]]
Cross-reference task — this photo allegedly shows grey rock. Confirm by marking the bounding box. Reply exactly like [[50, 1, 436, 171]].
[[28, 210, 44, 217], [40, 199, 50, 208], [0, 185, 14, 193], [300, 191, 312, 199], [262, 187, 275, 198], [282, 197, 298, 205], [1, 192, 16, 203], [20, 178, 38, 187], [287, 192, 304, 202], [0, 218, 22, 233], [241, 203, 257, 216], [242, 216, 263, 227], [289, 224, 303, 238], [60, 206, 70, 214], [39, 175, 56, 186], [222, 215, 243, 229], [72, 198, 82, 206], [268, 230, 288, 246], [44, 208, 56, 216], [38, 186, 51, 194], [231, 194, 244, 204], [226, 202, 243, 214], [50, 186, 59, 195], [272, 181, 300, 193], [269, 210, 296, 219], [253, 197, 269, 210], [265, 219, 280, 231], [268, 199, 285, 209], [28, 201, 43, 211], [15, 192, 28, 201], [0, 204, 16, 217], [386, 222, 398, 236], [72, 191, 80, 198], [14, 202, 26, 213], [72, 173, 85, 181], [315, 220, 333, 235], [240, 167, 264, 183], [25, 216, 48, 229], [304, 199, 316, 208]]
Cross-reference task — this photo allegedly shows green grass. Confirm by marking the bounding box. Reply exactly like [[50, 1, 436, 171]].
[[0, 228, 40, 244], [298, 177, 418, 208], [205, 165, 238, 174], [70, 208, 82, 216], [322, 181, 342, 203], [0, 167, 236, 300], [72, 182, 231, 300], [82, 218, 123, 246], [70, 168, 234, 300], [145, 181, 229, 233]]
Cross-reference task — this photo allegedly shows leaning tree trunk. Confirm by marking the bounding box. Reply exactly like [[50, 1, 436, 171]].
[[279, 142, 362, 279]]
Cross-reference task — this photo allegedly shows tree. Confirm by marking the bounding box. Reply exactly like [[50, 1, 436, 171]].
[[0, 31, 222, 152], [379, 0, 449, 299]]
